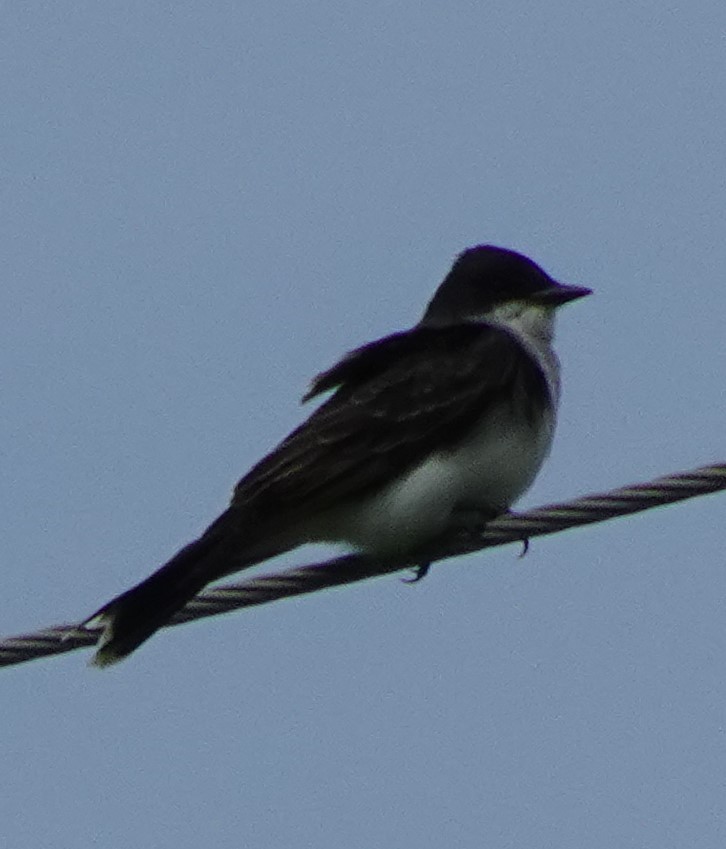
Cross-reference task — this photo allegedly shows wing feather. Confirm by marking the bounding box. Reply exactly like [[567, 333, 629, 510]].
[[233, 324, 547, 517]]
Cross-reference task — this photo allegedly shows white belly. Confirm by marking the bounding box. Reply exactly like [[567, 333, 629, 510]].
[[332, 404, 555, 555]]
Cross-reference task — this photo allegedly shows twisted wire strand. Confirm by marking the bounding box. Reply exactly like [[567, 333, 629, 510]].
[[2, 462, 724, 669]]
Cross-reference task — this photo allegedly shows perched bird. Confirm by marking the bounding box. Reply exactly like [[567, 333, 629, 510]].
[[85, 245, 590, 665]]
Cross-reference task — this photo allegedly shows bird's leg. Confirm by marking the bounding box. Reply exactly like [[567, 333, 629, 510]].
[[450, 505, 499, 535], [450, 506, 532, 557], [401, 562, 431, 583], [401, 508, 530, 583]]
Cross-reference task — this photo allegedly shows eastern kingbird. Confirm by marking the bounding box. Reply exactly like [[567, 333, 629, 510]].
[[86, 245, 590, 665]]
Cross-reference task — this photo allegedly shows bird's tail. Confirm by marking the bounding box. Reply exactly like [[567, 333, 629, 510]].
[[85, 512, 242, 667]]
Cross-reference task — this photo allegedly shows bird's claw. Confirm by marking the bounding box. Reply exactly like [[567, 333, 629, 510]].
[[402, 562, 431, 583]]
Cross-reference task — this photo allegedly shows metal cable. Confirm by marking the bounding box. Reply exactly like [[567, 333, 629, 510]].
[[2, 462, 724, 669]]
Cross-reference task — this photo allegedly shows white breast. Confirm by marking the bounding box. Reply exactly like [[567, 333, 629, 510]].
[[332, 402, 555, 555], [316, 304, 561, 556]]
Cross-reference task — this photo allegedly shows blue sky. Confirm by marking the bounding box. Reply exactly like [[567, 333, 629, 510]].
[[2, 2, 726, 847]]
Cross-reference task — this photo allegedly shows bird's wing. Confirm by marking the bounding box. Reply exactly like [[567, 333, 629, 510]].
[[232, 323, 548, 518]]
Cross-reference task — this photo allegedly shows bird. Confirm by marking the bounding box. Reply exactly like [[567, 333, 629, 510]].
[[85, 245, 591, 666]]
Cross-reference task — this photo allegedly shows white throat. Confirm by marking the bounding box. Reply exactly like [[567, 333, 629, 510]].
[[478, 301, 561, 405]]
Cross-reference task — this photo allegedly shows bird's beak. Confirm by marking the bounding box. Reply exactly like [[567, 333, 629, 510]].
[[532, 283, 592, 306]]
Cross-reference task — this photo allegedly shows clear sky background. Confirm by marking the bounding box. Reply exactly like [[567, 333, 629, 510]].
[[2, 3, 725, 847]]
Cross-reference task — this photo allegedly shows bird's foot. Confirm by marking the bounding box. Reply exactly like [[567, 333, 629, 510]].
[[401, 562, 431, 583], [450, 506, 500, 536], [451, 506, 531, 557]]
